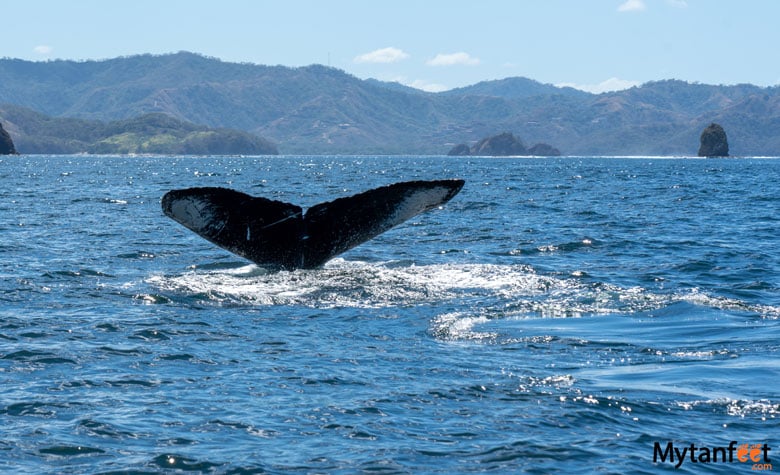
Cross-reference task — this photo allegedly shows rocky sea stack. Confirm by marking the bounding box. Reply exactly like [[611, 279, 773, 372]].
[[0, 122, 17, 155], [698, 123, 729, 157], [448, 132, 560, 157]]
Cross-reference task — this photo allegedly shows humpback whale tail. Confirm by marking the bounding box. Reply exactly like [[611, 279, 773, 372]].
[[161, 179, 464, 270]]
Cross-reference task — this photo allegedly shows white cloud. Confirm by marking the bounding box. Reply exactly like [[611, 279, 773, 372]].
[[384, 76, 450, 93], [556, 77, 641, 94], [406, 79, 450, 93], [33, 45, 53, 55], [353, 47, 409, 64], [426, 52, 480, 67], [617, 0, 646, 12]]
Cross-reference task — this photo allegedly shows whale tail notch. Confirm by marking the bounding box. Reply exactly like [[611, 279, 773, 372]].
[[161, 179, 464, 270]]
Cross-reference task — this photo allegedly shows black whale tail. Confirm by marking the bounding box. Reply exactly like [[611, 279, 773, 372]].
[[161, 179, 464, 270]]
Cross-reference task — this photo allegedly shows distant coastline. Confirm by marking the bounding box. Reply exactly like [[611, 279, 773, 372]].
[[0, 52, 778, 156]]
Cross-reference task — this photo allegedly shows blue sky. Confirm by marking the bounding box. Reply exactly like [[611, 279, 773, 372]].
[[4, 0, 780, 93]]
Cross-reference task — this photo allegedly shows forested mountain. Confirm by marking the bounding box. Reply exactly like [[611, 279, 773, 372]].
[[442, 77, 588, 99], [1, 52, 779, 155]]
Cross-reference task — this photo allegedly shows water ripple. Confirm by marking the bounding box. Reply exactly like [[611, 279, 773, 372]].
[[2, 155, 779, 474]]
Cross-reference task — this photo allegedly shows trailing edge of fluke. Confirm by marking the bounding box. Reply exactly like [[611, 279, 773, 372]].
[[161, 179, 465, 270]]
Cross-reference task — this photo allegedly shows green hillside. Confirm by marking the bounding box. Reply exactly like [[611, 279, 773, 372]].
[[0, 105, 278, 155]]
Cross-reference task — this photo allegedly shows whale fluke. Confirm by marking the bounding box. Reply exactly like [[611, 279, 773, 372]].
[[161, 179, 464, 270]]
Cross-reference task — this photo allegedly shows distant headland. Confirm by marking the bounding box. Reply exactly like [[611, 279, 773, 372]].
[[0, 108, 277, 155], [0, 121, 16, 154]]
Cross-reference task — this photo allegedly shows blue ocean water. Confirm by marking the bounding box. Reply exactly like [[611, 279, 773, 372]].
[[1, 155, 778, 474]]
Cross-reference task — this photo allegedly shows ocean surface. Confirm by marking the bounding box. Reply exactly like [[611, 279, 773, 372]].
[[1, 155, 778, 474]]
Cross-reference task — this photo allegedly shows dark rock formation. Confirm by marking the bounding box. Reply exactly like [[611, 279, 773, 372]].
[[0, 122, 17, 155], [448, 132, 560, 156], [472, 132, 527, 156], [698, 123, 729, 157], [447, 143, 471, 156], [527, 143, 561, 156]]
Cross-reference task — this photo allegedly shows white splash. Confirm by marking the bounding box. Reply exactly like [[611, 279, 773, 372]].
[[147, 260, 548, 308]]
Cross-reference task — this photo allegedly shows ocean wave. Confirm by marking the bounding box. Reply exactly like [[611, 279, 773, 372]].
[[676, 398, 779, 418], [678, 289, 780, 319]]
